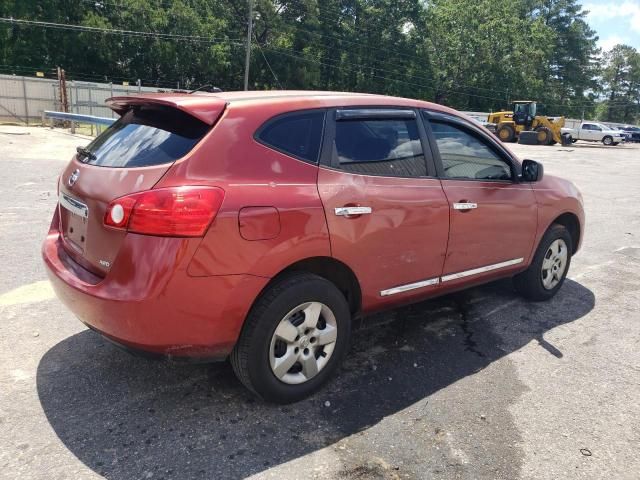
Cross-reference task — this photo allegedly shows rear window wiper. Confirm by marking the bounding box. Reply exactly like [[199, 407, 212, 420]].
[[76, 146, 96, 162]]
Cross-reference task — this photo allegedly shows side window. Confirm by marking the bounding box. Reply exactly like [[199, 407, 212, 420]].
[[593, 125, 602, 131], [256, 110, 325, 163], [582, 124, 593, 130], [430, 121, 512, 181], [333, 118, 427, 177]]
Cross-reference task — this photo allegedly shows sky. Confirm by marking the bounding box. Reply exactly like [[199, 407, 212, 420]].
[[583, 0, 640, 51]]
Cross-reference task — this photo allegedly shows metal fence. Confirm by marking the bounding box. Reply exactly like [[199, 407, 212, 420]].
[[3, 74, 634, 131], [0, 73, 162, 125]]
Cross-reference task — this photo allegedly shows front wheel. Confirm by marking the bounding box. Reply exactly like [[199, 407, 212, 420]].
[[602, 135, 613, 146], [230, 273, 351, 403], [514, 224, 572, 301], [535, 126, 553, 145]]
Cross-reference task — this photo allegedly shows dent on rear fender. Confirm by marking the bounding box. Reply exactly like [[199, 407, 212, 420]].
[[187, 204, 332, 277]]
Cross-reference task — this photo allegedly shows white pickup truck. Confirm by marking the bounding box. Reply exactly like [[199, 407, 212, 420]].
[[561, 122, 626, 146]]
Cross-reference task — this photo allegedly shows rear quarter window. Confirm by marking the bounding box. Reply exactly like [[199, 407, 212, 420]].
[[81, 105, 210, 168], [255, 110, 326, 163]]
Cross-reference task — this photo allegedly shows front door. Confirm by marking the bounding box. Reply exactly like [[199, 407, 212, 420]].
[[424, 112, 538, 287], [317, 108, 450, 311], [582, 123, 601, 141]]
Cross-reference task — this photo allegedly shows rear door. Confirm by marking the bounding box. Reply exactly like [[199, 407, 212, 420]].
[[317, 108, 450, 311], [57, 101, 221, 276], [423, 111, 537, 287]]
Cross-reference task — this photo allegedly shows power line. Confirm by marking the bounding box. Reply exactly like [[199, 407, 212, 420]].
[[1, 16, 619, 111], [77, 0, 513, 97], [258, 45, 635, 110], [79, 0, 593, 105], [0, 63, 215, 89], [0, 17, 242, 44], [259, 45, 509, 103], [253, 37, 283, 89]]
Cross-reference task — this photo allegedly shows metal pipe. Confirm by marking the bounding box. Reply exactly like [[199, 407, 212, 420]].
[[21, 76, 29, 125]]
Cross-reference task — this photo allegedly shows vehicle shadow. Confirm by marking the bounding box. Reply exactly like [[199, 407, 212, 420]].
[[37, 279, 594, 479], [559, 142, 632, 149]]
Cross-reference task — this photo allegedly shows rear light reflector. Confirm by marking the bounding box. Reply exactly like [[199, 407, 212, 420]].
[[104, 186, 225, 237]]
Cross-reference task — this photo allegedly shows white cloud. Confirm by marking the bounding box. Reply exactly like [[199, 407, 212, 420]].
[[598, 34, 629, 50], [584, 1, 640, 33]]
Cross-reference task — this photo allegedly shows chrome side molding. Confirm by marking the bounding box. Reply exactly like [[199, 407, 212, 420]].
[[379, 257, 524, 296], [441, 258, 524, 282], [380, 277, 440, 297]]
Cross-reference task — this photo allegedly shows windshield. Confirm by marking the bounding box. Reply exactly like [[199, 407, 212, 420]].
[[80, 105, 210, 168]]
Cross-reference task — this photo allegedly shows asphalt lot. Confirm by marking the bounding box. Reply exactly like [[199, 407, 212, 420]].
[[0, 126, 638, 480]]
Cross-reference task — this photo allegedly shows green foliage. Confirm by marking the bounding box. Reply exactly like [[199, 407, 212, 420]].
[[599, 44, 640, 124], [0, 0, 637, 123]]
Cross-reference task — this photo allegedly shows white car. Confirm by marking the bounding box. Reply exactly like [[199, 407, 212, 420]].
[[561, 122, 626, 146]]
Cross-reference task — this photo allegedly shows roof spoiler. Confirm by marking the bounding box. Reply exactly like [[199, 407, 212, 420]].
[[106, 94, 227, 125]]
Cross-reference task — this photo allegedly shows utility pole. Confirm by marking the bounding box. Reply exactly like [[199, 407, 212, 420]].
[[243, 0, 254, 91]]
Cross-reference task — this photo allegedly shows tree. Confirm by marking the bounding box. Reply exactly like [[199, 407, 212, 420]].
[[0, 0, 622, 121], [600, 44, 640, 123]]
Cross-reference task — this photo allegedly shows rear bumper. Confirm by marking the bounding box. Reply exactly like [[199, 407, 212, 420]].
[[42, 230, 269, 359]]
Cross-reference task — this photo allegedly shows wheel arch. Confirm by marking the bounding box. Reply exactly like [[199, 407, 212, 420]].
[[274, 257, 362, 315], [549, 212, 581, 254]]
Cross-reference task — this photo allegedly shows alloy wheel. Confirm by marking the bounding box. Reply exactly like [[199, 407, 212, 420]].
[[269, 302, 338, 385], [541, 239, 568, 290]]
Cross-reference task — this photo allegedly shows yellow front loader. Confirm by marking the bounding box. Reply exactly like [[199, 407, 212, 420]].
[[488, 101, 565, 145]]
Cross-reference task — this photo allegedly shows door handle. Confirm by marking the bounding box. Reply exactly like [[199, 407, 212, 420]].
[[453, 202, 478, 211], [334, 206, 372, 217]]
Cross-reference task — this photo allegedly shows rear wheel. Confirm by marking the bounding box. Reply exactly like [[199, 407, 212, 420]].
[[497, 124, 515, 142], [514, 224, 572, 301], [231, 273, 351, 403], [602, 135, 613, 146]]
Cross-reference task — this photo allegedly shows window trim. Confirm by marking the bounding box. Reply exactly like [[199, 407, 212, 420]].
[[422, 110, 522, 183], [319, 106, 437, 179], [253, 108, 328, 164], [335, 108, 417, 121]]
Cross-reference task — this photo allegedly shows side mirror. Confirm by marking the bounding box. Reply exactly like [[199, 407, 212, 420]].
[[521, 159, 544, 182]]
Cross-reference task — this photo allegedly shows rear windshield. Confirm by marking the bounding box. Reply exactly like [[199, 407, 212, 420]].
[[80, 105, 210, 168]]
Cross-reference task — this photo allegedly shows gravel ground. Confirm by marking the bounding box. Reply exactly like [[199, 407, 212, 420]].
[[0, 126, 638, 480]]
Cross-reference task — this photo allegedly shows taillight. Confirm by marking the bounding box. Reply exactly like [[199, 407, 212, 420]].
[[104, 186, 225, 237]]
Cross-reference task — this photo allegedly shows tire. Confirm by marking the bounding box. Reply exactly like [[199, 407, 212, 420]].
[[497, 124, 515, 143], [230, 272, 351, 403], [514, 224, 572, 301], [602, 135, 613, 146], [571, 138, 578, 143], [535, 126, 552, 145]]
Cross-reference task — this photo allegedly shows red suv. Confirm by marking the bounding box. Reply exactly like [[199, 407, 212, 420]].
[[43, 91, 584, 403]]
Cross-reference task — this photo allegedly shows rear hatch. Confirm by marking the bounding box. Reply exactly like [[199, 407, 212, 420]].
[[57, 95, 226, 277]]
